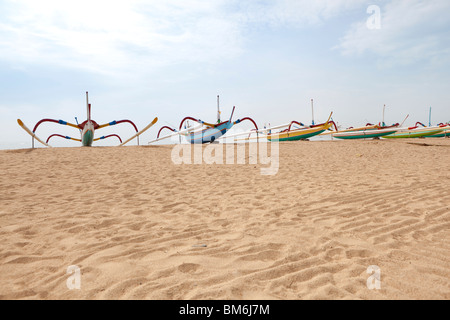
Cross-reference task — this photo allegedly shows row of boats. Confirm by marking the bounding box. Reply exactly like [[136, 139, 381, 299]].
[[321, 120, 450, 140], [149, 101, 450, 144], [19, 93, 448, 148]]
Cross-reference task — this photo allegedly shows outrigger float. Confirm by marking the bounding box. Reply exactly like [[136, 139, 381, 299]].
[[17, 92, 158, 148], [148, 96, 258, 144]]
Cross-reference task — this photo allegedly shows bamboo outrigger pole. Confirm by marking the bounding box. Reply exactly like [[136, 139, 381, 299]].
[[118, 117, 158, 146], [400, 114, 409, 127], [17, 119, 51, 148]]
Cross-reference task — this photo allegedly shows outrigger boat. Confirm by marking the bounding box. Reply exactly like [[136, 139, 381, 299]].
[[323, 122, 400, 140], [332, 127, 398, 140], [220, 112, 336, 142], [427, 130, 450, 138], [382, 122, 447, 139], [321, 104, 404, 140], [223, 99, 335, 142], [322, 115, 403, 140], [17, 92, 158, 148], [426, 123, 450, 138], [320, 123, 380, 137], [148, 96, 258, 144], [265, 112, 336, 141], [422, 107, 450, 138]]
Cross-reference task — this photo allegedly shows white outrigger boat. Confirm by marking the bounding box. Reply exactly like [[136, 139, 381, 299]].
[[332, 127, 399, 140]]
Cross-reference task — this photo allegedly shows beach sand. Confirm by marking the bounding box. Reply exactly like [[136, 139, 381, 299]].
[[0, 139, 449, 300]]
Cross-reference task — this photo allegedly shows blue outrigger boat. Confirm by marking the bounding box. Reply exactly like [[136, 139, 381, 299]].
[[149, 96, 258, 144]]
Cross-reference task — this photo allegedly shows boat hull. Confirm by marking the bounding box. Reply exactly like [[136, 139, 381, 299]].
[[426, 130, 450, 138], [333, 129, 397, 140], [81, 121, 95, 146], [185, 122, 233, 144], [267, 123, 332, 142], [383, 128, 445, 139], [319, 124, 379, 136]]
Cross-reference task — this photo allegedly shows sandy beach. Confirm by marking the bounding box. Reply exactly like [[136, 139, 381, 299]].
[[0, 139, 449, 300]]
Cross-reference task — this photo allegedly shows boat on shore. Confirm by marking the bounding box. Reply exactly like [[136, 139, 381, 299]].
[[149, 96, 258, 144], [382, 124, 446, 139], [320, 123, 379, 137], [266, 113, 335, 142], [425, 123, 450, 138], [426, 130, 450, 138], [333, 127, 398, 140]]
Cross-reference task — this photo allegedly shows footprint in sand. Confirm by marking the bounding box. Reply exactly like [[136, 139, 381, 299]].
[[178, 263, 201, 274]]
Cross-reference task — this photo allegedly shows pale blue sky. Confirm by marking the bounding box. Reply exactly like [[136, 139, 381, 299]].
[[1, 0, 449, 148]]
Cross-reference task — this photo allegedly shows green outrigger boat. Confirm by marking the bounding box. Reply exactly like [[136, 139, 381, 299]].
[[426, 130, 450, 138], [383, 126, 446, 139]]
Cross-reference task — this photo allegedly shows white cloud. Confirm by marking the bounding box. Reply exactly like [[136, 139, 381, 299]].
[[231, 0, 364, 27], [0, 0, 367, 76], [337, 0, 450, 66], [3, 0, 448, 77], [0, 0, 243, 75]]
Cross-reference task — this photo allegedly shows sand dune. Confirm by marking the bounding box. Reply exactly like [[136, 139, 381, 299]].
[[0, 139, 449, 300]]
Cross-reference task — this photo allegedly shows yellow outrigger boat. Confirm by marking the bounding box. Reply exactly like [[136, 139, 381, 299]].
[[267, 113, 335, 142]]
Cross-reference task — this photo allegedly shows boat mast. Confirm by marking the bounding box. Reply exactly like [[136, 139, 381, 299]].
[[311, 99, 315, 125], [429, 107, 432, 126], [382, 104, 386, 127], [217, 95, 221, 123], [86, 91, 91, 121]]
